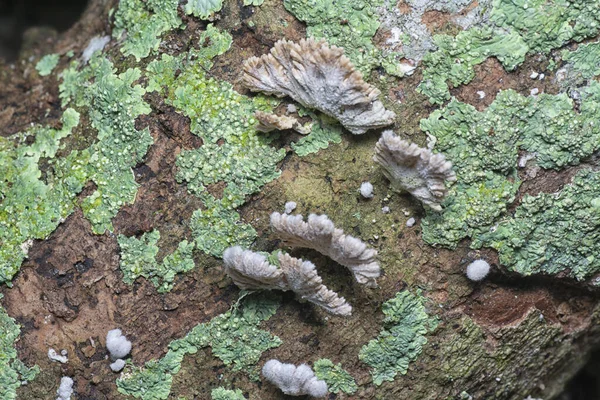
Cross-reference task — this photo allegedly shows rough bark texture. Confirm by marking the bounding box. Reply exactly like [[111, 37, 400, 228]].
[[1, 1, 600, 400]]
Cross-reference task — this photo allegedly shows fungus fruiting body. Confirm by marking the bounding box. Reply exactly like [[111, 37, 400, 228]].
[[106, 329, 132, 360], [56, 376, 74, 400], [262, 359, 328, 397], [270, 212, 380, 287], [222, 247, 352, 316], [242, 38, 395, 134], [466, 259, 490, 281], [360, 182, 374, 199], [374, 130, 456, 211]]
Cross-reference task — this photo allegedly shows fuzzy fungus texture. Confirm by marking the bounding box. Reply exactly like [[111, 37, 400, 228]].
[[271, 212, 380, 287], [36, 53, 60, 76], [82, 35, 110, 63], [417, 0, 600, 103], [118, 230, 195, 293], [110, 359, 126, 372], [146, 25, 285, 258], [211, 387, 246, 400], [48, 348, 68, 364], [374, 130, 456, 212], [360, 182, 374, 199], [466, 259, 490, 281], [0, 298, 39, 399], [117, 294, 281, 399], [262, 360, 328, 398], [283, 0, 403, 75], [56, 376, 74, 400], [313, 359, 357, 395], [359, 290, 437, 385], [243, 38, 395, 135], [106, 329, 132, 360], [222, 247, 352, 316], [112, 0, 182, 60]]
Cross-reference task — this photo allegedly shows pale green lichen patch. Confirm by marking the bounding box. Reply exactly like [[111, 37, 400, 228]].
[[291, 117, 342, 157], [0, 109, 81, 284], [359, 290, 437, 385], [562, 41, 600, 79], [418, 0, 600, 104], [211, 387, 245, 400], [35, 53, 60, 76], [243, 0, 264, 6], [420, 86, 600, 249], [418, 27, 528, 104], [283, 0, 402, 75], [118, 230, 195, 293], [184, 0, 223, 19], [60, 56, 153, 234], [112, 0, 182, 61], [0, 297, 40, 399], [117, 293, 281, 399], [479, 169, 600, 280], [146, 26, 285, 257], [313, 359, 357, 394]]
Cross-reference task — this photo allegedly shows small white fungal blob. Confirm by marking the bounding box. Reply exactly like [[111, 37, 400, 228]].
[[530, 88, 539, 96], [106, 329, 132, 360], [284, 201, 297, 214], [82, 35, 110, 63], [287, 104, 297, 114], [262, 359, 328, 397], [360, 182, 374, 199], [56, 376, 74, 400], [538, 73, 545, 80], [476, 90, 486, 99], [48, 348, 68, 364], [382, 206, 390, 214], [406, 217, 416, 227], [466, 259, 490, 281], [110, 359, 126, 372], [530, 71, 539, 79]]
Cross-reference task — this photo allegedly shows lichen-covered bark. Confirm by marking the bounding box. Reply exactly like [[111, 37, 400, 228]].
[[1, 0, 600, 399]]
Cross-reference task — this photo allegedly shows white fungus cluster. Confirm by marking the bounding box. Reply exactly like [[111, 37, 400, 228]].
[[56, 376, 74, 400], [262, 359, 328, 397], [270, 212, 380, 287], [374, 130, 456, 211], [284, 201, 297, 214], [243, 38, 395, 134], [360, 182, 374, 198], [223, 247, 352, 316], [106, 329, 131, 372], [48, 348, 68, 364], [466, 259, 490, 281]]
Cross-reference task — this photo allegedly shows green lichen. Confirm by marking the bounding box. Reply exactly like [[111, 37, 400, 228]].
[[291, 118, 342, 157], [479, 169, 600, 280], [491, 0, 600, 54], [420, 86, 600, 248], [184, 0, 223, 19], [118, 230, 196, 293], [359, 290, 437, 385], [117, 293, 281, 399], [313, 359, 357, 395], [243, 0, 264, 6], [0, 109, 81, 284], [283, 0, 402, 75], [418, 27, 528, 104], [418, 0, 600, 104], [113, 0, 182, 61], [146, 25, 285, 257], [60, 56, 153, 234], [0, 298, 39, 399], [562, 41, 600, 79], [35, 53, 60, 76], [211, 387, 245, 400]]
